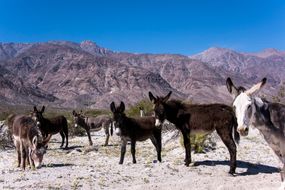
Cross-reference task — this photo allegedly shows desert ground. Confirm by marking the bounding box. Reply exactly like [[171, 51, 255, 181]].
[[0, 126, 282, 190]]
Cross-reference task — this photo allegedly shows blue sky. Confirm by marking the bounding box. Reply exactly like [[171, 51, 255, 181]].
[[0, 0, 284, 55]]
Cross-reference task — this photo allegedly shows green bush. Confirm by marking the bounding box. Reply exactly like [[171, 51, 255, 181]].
[[126, 99, 153, 117], [179, 133, 208, 153]]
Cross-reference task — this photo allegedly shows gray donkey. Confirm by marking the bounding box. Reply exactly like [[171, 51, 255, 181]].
[[226, 78, 285, 189], [72, 110, 113, 146]]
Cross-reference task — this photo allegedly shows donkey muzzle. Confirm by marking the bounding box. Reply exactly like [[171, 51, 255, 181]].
[[115, 128, 121, 136], [155, 119, 162, 127], [237, 126, 249, 136]]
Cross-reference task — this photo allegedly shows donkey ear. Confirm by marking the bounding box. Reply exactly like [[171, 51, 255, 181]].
[[110, 102, 116, 113], [149, 92, 157, 103], [245, 78, 267, 96], [226, 78, 239, 98], [34, 106, 38, 112], [32, 136, 38, 149], [119, 101, 125, 112], [41, 106, 45, 113], [162, 91, 172, 102]]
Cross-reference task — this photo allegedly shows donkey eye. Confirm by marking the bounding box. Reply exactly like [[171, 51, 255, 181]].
[[247, 105, 252, 110]]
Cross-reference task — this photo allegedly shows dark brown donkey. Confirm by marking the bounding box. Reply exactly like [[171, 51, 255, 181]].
[[110, 102, 162, 164], [11, 115, 51, 170], [32, 106, 69, 149], [72, 110, 113, 146], [149, 91, 240, 174]]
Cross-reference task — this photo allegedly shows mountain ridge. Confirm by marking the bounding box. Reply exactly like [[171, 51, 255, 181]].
[[0, 41, 284, 109]]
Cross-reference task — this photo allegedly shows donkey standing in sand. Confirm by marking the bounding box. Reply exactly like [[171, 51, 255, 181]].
[[110, 102, 162, 164], [226, 78, 285, 188], [149, 91, 240, 174], [11, 115, 51, 170], [32, 106, 69, 149], [72, 110, 113, 146]]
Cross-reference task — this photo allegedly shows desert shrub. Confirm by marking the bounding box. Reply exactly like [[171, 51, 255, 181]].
[[179, 133, 209, 153], [126, 99, 153, 117], [84, 109, 110, 117], [0, 123, 14, 149]]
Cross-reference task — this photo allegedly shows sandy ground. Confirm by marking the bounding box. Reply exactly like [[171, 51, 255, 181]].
[[0, 128, 282, 190]]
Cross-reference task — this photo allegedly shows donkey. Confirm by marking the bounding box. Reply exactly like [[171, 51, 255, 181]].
[[226, 77, 285, 188], [32, 106, 69, 149], [110, 102, 162, 164], [149, 91, 240, 174], [12, 115, 51, 170], [72, 110, 113, 146]]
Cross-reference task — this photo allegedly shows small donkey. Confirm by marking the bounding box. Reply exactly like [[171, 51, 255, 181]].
[[72, 110, 113, 146], [32, 106, 69, 149], [110, 102, 162, 164], [226, 78, 285, 189], [12, 115, 50, 170]]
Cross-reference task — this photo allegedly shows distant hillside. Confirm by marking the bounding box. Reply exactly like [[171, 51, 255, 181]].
[[0, 41, 284, 109]]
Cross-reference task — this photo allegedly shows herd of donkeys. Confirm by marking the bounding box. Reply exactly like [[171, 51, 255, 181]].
[[6, 77, 285, 187]]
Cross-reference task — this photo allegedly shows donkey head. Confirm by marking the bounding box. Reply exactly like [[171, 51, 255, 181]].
[[72, 110, 85, 128], [32, 106, 45, 127], [110, 101, 125, 136], [30, 134, 50, 168], [226, 78, 267, 136], [149, 91, 172, 127]]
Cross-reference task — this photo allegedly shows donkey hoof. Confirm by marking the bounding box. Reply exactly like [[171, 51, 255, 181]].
[[228, 170, 236, 176], [133, 161, 137, 164], [119, 162, 123, 165], [184, 160, 191, 167]]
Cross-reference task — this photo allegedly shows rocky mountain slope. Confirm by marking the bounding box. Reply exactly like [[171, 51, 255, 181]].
[[0, 41, 284, 109]]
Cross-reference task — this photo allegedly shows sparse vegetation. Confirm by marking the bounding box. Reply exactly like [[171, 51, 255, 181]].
[[179, 133, 209, 153], [126, 99, 153, 117]]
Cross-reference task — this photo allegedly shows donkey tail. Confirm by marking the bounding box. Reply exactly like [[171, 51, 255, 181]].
[[233, 116, 240, 144]]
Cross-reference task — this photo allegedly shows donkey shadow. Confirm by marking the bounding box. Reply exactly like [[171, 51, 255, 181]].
[[194, 160, 279, 176], [42, 163, 74, 168], [48, 144, 84, 151]]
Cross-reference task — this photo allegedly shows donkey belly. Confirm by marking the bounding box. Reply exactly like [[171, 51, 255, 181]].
[[90, 125, 102, 132], [191, 129, 213, 135]]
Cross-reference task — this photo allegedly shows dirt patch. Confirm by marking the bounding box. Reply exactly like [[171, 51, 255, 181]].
[[0, 128, 281, 190]]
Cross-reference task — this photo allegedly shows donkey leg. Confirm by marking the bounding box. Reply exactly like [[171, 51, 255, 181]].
[[86, 129, 93, 146], [20, 143, 26, 170], [104, 125, 109, 146], [131, 139, 136, 164], [28, 148, 35, 169], [182, 130, 191, 166], [25, 148, 30, 167], [279, 163, 285, 190], [217, 129, 237, 174], [15, 140, 21, 167], [17, 149, 21, 167], [151, 133, 162, 162], [64, 129, 69, 149], [119, 139, 127, 164], [59, 131, 65, 148]]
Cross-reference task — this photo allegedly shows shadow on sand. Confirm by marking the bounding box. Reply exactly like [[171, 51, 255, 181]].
[[194, 160, 279, 176], [42, 163, 74, 168]]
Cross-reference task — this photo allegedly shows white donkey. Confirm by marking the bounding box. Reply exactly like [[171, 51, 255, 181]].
[[226, 77, 285, 189]]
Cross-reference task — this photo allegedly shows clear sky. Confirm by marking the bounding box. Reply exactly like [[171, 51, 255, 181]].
[[0, 0, 284, 55]]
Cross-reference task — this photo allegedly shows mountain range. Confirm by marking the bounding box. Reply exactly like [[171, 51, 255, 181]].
[[0, 40, 284, 109]]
